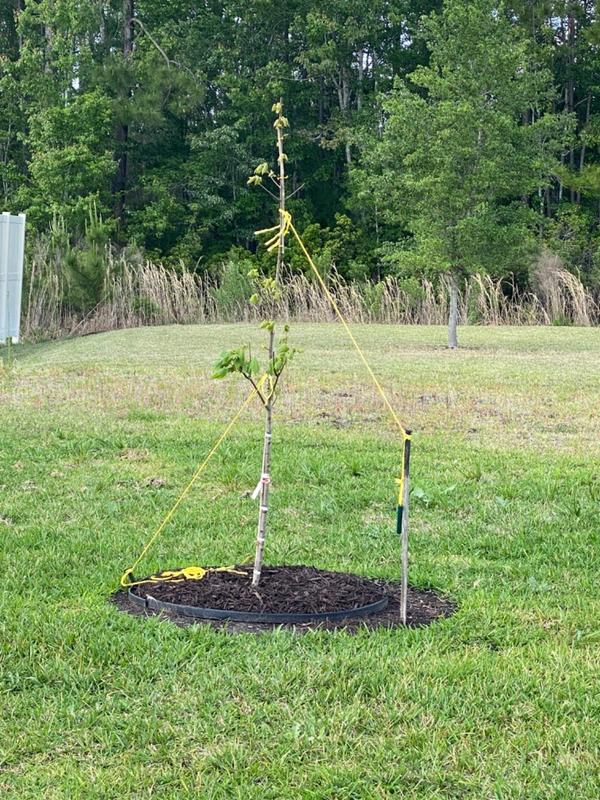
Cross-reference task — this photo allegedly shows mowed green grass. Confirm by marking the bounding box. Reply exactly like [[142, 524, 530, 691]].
[[1, 323, 600, 799]]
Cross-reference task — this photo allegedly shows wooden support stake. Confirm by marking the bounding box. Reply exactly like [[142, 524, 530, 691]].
[[400, 433, 412, 625]]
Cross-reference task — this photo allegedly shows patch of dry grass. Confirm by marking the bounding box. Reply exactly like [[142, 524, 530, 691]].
[[3, 323, 599, 453], [0, 324, 600, 460], [22, 252, 600, 341]]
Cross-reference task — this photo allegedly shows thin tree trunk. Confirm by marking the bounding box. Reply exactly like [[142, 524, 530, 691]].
[[115, 0, 134, 224], [276, 97, 286, 281], [252, 328, 275, 587], [44, 22, 53, 74], [335, 68, 352, 165], [566, 12, 576, 203], [448, 271, 459, 349], [357, 50, 363, 112], [15, 1, 23, 50], [318, 78, 324, 125], [576, 93, 592, 204]]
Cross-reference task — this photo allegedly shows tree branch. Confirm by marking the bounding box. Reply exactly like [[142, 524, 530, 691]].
[[258, 183, 279, 201], [288, 183, 305, 199], [242, 372, 267, 406], [129, 18, 197, 82]]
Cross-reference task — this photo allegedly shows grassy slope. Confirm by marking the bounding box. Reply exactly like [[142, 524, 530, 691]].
[[1, 323, 599, 799]]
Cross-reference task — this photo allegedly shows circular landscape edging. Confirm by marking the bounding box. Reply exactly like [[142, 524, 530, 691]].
[[128, 588, 388, 623], [115, 565, 456, 632]]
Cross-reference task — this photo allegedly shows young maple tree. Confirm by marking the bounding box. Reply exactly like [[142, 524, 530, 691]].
[[213, 321, 296, 587], [213, 98, 301, 587]]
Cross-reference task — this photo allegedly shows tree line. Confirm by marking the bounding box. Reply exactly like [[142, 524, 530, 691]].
[[1, 0, 599, 316]]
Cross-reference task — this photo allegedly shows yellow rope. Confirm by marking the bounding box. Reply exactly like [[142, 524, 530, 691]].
[[121, 209, 411, 589], [257, 209, 412, 505], [122, 564, 249, 588], [283, 212, 409, 435], [120, 373, 269, 587]]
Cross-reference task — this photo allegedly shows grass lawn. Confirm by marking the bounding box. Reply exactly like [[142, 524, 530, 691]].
[[1, 323, 600, 799]]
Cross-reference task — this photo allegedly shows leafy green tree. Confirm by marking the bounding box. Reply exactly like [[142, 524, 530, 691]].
[[20, 90, 115, 230], [296, 0, 439, 165], [2, 0, 597, 299], [509, 2, 600, 284], [362, 0, 571, 346]]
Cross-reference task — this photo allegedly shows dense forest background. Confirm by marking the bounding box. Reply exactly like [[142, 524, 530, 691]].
[[1, 0, 599, 323]]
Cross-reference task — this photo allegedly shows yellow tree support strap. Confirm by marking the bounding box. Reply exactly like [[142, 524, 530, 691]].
[[120, 374, 269, 588], [288, 213, 408, 437], [123, 565, 249, 588], [256, 209, 412, 452], [255, 212, 292, 253]]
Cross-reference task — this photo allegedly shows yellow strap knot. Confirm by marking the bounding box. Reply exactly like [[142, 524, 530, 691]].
[[255, 209, 292, 253], [121, 564, 248, 588]]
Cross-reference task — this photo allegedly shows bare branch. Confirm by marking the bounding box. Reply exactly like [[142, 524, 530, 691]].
[[242, 372, 267, 406], [269, 370, 283, 401], [258, 183, 279, 201], [129, 18, 197, 82], [288, 183, 305, 199]]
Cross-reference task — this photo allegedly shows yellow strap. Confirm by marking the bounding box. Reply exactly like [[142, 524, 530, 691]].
[[121, 564, 249, 588], [255, 212, 292, 252], [257, 210, 412, 501], [288, 214, 409, 439], [120, 373, 269, 587], [395, 436, 411, 506]]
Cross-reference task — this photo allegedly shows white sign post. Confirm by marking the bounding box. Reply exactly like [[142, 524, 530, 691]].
[[0, 212, 26, 344]]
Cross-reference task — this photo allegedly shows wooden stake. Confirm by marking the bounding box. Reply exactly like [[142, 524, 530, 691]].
[[400, 433, 412, 625]]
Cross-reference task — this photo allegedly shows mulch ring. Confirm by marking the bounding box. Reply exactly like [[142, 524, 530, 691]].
[[112, 564, 455, 634]]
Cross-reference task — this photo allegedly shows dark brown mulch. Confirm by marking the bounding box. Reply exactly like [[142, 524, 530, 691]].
[[113, 564, 455, 633], [131, 565, 385, 614]]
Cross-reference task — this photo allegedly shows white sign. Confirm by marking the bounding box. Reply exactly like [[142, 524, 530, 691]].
[[0, 212, 26, 344]]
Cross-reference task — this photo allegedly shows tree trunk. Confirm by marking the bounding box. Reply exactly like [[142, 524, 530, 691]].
[[14, 1, 21, 47], [335, 68, 352, 165], [448, 271, 459, 349], [44, 21, 53, 75], [566, 12, 576, 203], [357, 50, 363, 112], [576, 93, 592, 204], [252, 328, 275, 587], [115, 0, 134, 224], [276, 97, 286, 281]]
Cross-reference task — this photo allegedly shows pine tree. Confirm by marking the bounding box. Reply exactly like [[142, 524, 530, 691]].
[[362, 0, 571, 345]]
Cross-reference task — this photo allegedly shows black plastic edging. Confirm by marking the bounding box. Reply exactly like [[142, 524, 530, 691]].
[[128, 589, 388, 623]]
